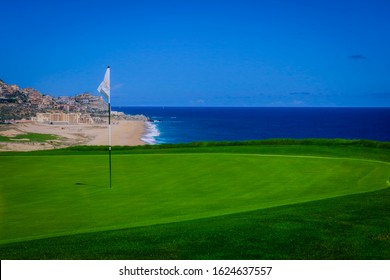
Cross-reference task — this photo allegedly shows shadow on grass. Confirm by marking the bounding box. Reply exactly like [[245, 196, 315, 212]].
[[74, 182, 107, 188]]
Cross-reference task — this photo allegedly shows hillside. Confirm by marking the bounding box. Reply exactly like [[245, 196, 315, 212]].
[[0, 79, 107, 122]]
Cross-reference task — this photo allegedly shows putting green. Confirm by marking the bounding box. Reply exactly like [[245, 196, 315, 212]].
[[0, 153, 389, 244]]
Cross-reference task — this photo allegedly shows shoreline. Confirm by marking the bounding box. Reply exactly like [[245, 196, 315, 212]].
[[142, 121, 161, 144], [0, 120, 147, 151]]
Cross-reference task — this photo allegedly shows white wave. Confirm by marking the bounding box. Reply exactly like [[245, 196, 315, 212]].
[[141, 121, 160, 144]]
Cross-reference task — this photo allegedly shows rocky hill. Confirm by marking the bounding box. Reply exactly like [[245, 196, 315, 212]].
[[0, 79, 108, 122]]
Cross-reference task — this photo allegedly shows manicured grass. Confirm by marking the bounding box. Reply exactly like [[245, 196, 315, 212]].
[[1, 187, 389, 260], [0, 153, 388, 244], [7, 138, 389, 162], [0, 141, 389, 259]]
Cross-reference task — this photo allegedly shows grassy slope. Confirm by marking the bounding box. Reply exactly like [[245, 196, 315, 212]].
[[0, 140, 389, 259], [1, 152, 388, 243], [0, 187, 389, 260]]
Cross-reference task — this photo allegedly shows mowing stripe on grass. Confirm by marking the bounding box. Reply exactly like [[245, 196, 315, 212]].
[[1, 153, 389, 244], [114, 152, 390, 165]]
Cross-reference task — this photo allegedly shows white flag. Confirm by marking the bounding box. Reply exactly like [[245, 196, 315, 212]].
[[97, 66, 110, 100]]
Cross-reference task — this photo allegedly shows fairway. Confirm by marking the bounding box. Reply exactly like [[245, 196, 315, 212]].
[[0, 152, 389, 245]]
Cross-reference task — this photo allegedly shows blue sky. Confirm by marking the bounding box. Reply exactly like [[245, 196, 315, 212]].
[[1, 0, 390, 106]]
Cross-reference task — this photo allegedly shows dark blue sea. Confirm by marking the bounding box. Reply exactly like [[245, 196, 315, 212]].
[[113, 107, 390, 144]]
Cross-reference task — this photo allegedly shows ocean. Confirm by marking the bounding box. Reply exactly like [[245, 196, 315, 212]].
[[113, 107, 390, 144]]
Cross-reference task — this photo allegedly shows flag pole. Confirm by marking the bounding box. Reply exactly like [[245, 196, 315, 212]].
[[108, 94, 112, 188], [108, 66, 112, 189], [97, 66, 112, 189]]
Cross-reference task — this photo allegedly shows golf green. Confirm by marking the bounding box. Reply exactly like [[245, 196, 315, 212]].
[[1, 152, 388, 245]]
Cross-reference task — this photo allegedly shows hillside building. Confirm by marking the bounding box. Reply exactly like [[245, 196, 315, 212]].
[[33, 112, 94, 124]]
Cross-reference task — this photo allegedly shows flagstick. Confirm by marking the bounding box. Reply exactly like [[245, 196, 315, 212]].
[[108, 89, 112, 189], [98, 66, 112, 189]]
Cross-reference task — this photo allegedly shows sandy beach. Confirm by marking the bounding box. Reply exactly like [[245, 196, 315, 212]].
[[0, 120, 146, 151]]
